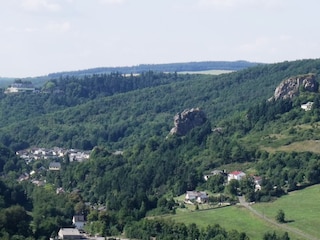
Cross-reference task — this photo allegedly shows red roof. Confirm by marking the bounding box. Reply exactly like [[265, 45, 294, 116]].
[[230, 171, 244, 176]]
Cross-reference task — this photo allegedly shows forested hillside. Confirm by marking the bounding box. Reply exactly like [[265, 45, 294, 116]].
[[1, 59, 320, 151], [1, 59, 320, 239]]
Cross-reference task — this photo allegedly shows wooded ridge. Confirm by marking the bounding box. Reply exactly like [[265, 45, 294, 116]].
[[1, 58, 320, 239]]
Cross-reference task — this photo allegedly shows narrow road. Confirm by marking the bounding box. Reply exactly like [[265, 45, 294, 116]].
[[238, 196, 318, 240]]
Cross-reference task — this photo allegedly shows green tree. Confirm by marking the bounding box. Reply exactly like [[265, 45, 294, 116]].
[[276, 209, 285, 223], [227, 179, 239, 196]]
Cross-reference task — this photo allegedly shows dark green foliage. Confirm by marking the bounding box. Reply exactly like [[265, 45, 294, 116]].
[[2, 59, 320, 151], [0, 179, 33, 239], [206, 174, 225, 193], [276, 209, 286, 223], [125, 219, 249, 240], [227, 179, 240, 196], [31, 187, 74, 239], [247, 99, 293, 129], [0, 205, 32, 237], [263, 231, 290, 240]]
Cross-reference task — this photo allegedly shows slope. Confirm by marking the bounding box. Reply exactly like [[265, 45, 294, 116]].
[[1, 59, 320, 151]]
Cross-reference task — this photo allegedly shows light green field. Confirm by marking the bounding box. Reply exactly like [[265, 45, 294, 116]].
[[262, 140, 320, 153], [276, 140, 320, 153], [164, 205, 296, 240], [178, 70, 234, 75], [252, 184, 320, 239], [164, 185, 320, 239]]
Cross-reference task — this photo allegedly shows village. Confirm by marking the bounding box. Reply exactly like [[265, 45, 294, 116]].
[[14, 144, 264, 239], [16, 147, 91, 185]]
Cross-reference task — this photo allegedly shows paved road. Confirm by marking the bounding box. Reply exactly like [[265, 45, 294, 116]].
[[238, 196, 318, 240]]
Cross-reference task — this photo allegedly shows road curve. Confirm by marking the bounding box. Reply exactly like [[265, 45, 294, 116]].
[[238, 196, 318, 240]]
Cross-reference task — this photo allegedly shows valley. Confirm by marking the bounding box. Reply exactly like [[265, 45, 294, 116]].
[[1, 59, 320, 239]]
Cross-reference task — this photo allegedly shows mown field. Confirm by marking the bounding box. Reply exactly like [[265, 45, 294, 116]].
[[163, 204, 298, 240], [252, 184, 320, 239], [178, 69, 233, 75], [264, 140, 320, 154], [162, 185, 320, 239]]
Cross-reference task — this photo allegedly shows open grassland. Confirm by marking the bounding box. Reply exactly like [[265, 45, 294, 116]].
[[178, 70, 234, 75], [252, 184, 320, 239], [262, 140, 320, 153], [163, 204, 299, 240]]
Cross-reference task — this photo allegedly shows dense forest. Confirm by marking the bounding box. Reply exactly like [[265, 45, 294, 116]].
[[1, 59, 320, 239]]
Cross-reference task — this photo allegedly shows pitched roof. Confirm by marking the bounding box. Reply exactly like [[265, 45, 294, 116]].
[[229, 171, 245, 176]]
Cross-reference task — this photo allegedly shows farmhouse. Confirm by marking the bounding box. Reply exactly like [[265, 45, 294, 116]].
[[301, 101, 313, 111], [227, 171, 246, 183], [185, 191, 209, 204]]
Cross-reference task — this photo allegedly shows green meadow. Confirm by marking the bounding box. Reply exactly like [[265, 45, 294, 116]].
[[178, 69, 233, 75], [252, 184, 320, 239], [164, 205, 296, 240], [163, 185, 320, 239]]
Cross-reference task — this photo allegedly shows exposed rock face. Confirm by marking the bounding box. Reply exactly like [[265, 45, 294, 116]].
[[270, 74, 318, 101], [169, 108, 207, 136]]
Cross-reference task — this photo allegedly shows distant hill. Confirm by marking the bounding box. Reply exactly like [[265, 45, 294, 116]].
[[0, 78, 14, 88], [47, 60, 259, 78], [1, 61, 259, 88], [1, 58, 319, 151]]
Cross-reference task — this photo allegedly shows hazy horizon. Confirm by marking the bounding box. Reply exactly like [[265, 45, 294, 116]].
[[1, 0, 319, 78]]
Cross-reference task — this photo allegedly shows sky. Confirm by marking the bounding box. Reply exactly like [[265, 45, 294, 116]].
[[0, 0, 319, 78]]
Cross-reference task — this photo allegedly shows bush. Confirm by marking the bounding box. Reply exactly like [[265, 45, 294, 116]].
[[276, 209, 285, 223]]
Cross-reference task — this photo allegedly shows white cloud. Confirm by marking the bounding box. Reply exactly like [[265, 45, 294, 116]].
[[198, 0, 283, 9], [98, 0, 125, 5], [20, 0, 61, 12], [46, 21, 71, 33], [24, 27, 39, 33], [240, 36, 271, 52]]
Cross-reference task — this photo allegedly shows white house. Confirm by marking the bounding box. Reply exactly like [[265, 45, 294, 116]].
[[227, 171, 246, 183], [301, 101, 314, 111], [185, 191, 209, 204]]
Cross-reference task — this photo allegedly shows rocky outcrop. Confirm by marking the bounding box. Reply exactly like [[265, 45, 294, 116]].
[[270, 74, 318, 101], [169, 108, 207, 136]]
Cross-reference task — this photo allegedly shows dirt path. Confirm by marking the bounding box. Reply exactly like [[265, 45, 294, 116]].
[[238, 196, 318, 240]]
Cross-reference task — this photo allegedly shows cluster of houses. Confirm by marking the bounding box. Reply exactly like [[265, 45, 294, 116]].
[[4, 80, 36, 94], [17, 147, 91, 164], [16, 147, 91, 188], [185, 170, 262, 204]]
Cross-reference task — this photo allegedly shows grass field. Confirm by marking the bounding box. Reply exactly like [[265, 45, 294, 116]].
[[252, 184, 320, 239], [163, 185, 320, 239], [178, 70, 234, 75], [271, 140, 320, 153], [164, 204, 297, 240]]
